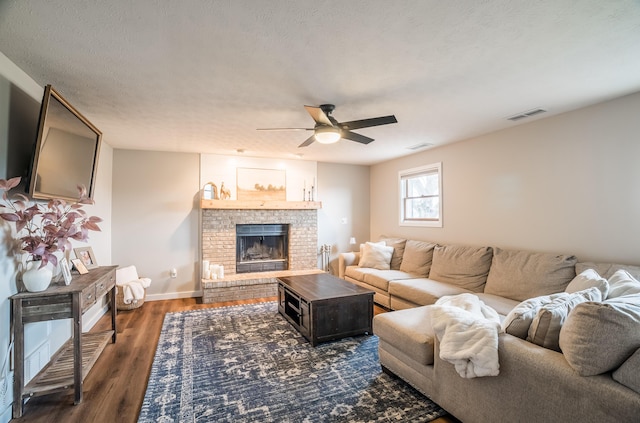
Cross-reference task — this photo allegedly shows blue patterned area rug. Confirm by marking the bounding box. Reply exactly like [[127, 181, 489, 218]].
[[138, 302, 447, 422]]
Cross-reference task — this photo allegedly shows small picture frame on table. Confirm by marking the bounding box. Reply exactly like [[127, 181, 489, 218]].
[[71, 258, 89, 275], [60, 259, 73, 285], [73, 246, 98, 270]]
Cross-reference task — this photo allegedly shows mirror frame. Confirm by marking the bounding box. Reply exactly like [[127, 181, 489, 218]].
[[29, 85, 102, 201]]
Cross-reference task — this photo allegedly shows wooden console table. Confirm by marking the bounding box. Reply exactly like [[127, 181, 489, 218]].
[[10, 265, 118, 418]]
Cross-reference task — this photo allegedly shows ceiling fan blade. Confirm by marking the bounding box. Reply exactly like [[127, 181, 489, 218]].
[[298, 135, 316, 148], [256, 128, 313, 131], [304, 105, 333, 126], [337, 115, 397, 131], [342, 130, 374, 145]]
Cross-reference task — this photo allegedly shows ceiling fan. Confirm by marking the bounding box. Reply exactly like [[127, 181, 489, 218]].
[[257, 104, 398, 148]]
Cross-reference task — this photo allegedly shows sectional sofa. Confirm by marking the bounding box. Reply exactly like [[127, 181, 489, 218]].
[[338, 238, 640, 422]]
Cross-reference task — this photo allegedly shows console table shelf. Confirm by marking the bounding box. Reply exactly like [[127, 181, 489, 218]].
[[25, 330, 114, 394]]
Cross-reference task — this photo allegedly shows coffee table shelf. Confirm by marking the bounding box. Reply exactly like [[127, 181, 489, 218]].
[[277, 273, 374, 346]]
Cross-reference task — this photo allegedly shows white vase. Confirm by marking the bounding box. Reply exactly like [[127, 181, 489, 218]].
[[22, 260, 53, 292]]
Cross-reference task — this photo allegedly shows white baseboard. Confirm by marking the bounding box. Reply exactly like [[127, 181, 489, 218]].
[[146, 291, 202, 301]]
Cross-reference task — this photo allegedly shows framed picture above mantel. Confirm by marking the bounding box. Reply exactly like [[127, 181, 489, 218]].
[[236, 168, 286, 201]]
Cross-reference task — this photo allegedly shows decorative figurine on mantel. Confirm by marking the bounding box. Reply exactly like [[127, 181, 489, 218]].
[[219, 182, 231, 200]]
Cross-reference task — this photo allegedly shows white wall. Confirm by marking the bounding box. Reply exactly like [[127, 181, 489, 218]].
[[317, 162, 370, 273], [112, 149, 200, 299], [371, 91, 640, 265], [200, 154, 317, 202]]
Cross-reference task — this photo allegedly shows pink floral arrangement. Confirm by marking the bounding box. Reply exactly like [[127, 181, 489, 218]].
[[0, 176, 102, 268]]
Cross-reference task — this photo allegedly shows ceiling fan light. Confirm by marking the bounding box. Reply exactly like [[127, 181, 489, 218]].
[[314, 127, 341, 144]]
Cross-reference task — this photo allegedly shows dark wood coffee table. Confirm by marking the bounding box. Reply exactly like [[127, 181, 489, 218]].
[[277, 273, 374, 346]]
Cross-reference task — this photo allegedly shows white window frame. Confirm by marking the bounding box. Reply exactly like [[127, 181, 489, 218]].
[[399, 162, 443, 227]]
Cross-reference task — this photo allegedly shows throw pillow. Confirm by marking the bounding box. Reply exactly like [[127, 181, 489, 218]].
[[565, 268, 609, 298], [501, 292, 567, 339], [527, 287, 602, 352], [613, 347, 640, 394], [379, 236, 407, 270], [399, 240, 436, 276], [428, 244, 493, 292], [607, 269, 640, 298], [484, 248, 577, 301], [559, 294, 640, 376], [358, 242, 394, 270]]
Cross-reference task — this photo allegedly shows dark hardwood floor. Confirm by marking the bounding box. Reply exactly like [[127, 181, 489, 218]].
[[12, 297, 455, 422]]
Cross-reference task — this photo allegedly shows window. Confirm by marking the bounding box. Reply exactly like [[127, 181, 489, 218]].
[[399, 162, 442, 227]]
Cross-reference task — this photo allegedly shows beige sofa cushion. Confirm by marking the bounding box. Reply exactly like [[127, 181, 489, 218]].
[[399, 240, 436, 276], [527, 287, 602, 352], [559, 294, 640, 376], [389, 278, 471, 306], [613, 348, 640, 394], [428, 245, 493, 292], [379, 236, 407, 270], [363, 270, 415, 291], [501, 292, 567, 339], [373, 306, 435, 365], [358, 242, 393, 270], [576, 261, 640, 280], [484, 248, 577, 301]]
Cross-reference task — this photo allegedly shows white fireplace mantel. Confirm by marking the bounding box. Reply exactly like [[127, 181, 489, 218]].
[[201, 200, 322, 210]]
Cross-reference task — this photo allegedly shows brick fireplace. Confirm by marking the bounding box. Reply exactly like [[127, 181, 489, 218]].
[[202, 208, 318, 275], [201, 206, 320, 303]]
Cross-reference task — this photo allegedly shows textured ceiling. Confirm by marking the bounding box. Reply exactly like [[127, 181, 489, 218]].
[[1, 1, 640, 165]]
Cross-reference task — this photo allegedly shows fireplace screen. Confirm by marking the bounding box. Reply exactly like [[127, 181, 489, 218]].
[[236, 224, 289, 273]]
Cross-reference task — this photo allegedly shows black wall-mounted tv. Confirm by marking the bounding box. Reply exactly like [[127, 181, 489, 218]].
[[29, 85, 102, 201]]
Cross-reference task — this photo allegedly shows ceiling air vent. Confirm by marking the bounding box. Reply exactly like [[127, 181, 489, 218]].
[[406, 142, 434, 151], [507, 108, 547, 121]]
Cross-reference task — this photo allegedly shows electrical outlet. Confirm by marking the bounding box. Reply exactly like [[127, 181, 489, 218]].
[[170, 268, 177, 278]]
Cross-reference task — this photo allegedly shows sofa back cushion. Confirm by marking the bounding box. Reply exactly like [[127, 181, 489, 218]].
[[484, 248, 577, 301], [428, 245, 493, 292], [559, 294, 640, 376], [399, 240, 436, 276], [379, 236, 407, 270], [576, 261, 640, 280]]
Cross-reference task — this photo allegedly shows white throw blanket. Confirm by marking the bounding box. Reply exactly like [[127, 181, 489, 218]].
[[430, 293, 502, 378], [118, 277, 151, 304]]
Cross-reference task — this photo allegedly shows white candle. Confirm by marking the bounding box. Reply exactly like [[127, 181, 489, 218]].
[[202, 260, 210, 274], [218, 265, 224, 279], [204, 269, 211, 279]]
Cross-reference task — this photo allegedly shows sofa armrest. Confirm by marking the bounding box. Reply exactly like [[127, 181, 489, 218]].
[[338, 252, 360, 279]]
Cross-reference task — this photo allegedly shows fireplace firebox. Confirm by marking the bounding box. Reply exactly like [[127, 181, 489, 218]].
[[236, 224, 289, 273]]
